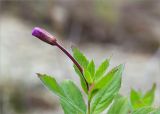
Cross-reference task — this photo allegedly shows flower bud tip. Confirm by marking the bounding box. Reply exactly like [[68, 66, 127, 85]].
[[32, 27, 57, 45]]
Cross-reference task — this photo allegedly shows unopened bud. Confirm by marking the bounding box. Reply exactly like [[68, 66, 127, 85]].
[[32, 27, 57, 45]]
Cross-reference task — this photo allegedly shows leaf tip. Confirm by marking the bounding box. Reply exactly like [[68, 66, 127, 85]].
[[108, 54, 113, 61], [119, 64, 125, 71], [36, 73, 43, 78]]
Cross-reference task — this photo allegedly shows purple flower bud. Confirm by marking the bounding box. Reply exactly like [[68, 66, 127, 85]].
[[32, 27, 57, 45]]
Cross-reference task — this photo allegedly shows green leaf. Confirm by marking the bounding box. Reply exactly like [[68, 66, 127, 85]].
[[89, 65, 122, 101], [143, 84, 156, 106], [72, 47, 89, 69], [87, 60, 95, 78], [60, 100, 78, 114], [130, 84, 156, 110], [38, 74, 86, 113], [38, 74, 64, 96], [94, 64, 123, 90], [73, 65, 88, 94], [130, 89, 144, 109], [60, 80, 87, 114], [94, 59, 109, 81], [132, 106, 154, 114], [108, 96, 131, 114], [72, 47, 89, 94], [84, 68, 93, 84], [90, 64, 124, 114]]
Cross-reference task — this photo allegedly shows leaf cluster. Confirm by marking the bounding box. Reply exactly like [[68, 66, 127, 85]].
[[37, 48, 159, 114]]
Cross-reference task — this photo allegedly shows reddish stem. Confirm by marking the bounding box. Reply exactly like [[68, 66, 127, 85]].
[[55, 42, 82, 73], [54, 42, 89, 90]]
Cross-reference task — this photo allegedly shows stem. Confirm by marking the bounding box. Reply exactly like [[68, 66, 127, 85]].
[[54, 42, 91, 113], [88, 99, 91, 114], [87, 84, 94, 114], [55, 42, 82, 72], [54, 42, 89, 90]]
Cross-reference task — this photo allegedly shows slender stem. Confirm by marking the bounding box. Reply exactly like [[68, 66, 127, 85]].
[[54, 42, 89, 90], [88, 99, 91, 114], [54, 42, 91, 113], [55, 42, 83, 72]]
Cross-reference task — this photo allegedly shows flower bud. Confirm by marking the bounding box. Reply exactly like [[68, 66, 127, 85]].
[[32, 27, 57, 45]]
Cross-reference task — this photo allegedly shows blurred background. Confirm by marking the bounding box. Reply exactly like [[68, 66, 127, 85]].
[[0, 0, 160, 114]]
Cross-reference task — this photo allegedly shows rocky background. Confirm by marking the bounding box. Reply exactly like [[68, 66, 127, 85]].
[[0, 0, 160, 114]]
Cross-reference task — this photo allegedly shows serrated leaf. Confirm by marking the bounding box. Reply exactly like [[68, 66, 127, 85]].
[[38, 74, 64, 96], [132, 106, 154, 114], [72, 47, 89, 94], [143, 84, 156, 106], [74, 65, 88, 94], [60, 80, 86, 114], [89, 65, 122, 101], [108, 96, 131, 114], [84, 68, 93, 84], [60, 99, 78, 114], [90, 64, 124, 114], [94, 59, 109, 81], [72, 47, 89, 69], [38, 74, 86, 113], [87, 60, 95, 78], [94, 64, 123, 90]]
